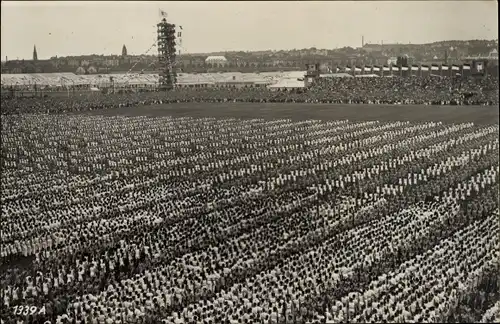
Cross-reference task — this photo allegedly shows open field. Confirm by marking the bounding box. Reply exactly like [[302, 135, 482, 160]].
[[78, 102, 500, 125]]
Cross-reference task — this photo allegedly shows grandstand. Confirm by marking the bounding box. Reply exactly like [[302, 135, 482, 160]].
[[0, 71, 303, 90], [2, 59, 489, 92]]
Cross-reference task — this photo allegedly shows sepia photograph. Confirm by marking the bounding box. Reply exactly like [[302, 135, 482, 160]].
[[0, 1, 499, 323]]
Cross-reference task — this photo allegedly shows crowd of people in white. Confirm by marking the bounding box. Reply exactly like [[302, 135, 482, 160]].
[[1, 115, 499, 324]]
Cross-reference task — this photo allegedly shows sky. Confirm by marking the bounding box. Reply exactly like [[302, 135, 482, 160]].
[[1, 1, 498, 60]]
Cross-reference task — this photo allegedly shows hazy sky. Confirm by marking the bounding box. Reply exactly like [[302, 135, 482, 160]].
[[1, 1, 498, 59]]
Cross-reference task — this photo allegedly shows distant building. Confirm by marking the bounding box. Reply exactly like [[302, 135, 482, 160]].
[[75, 66, 86, 75], [33, 45, 38, 61], [362, 44, 383, 53], [464, 48, 499, 62], [68, 59, 80, 67], [122, 45, 128, 57], [104, 58, 120, 67], [387, 57, 398, 66], [488, 48, 498, 59], [129, 57, 142, 64], [273, 60, 284, 67], [205, 56, 228, 66]]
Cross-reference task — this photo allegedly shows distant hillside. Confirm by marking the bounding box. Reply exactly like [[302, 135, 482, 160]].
[[2, 39, 497, 74]]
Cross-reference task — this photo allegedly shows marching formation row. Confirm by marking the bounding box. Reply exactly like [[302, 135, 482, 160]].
[[1, 116, 499, 323]]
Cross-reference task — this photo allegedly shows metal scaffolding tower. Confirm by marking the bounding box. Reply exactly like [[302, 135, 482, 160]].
[[157, 18, 177, 90]]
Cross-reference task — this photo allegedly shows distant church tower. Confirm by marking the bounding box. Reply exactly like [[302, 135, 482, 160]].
[[122, 44, 128, 57], [33, 45, 38, 61]]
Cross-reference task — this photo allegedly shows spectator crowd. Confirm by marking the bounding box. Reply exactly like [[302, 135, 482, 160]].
[[1, 75, 498, 115], [309, 75, 499, 106], [1, 114, 499, 323]]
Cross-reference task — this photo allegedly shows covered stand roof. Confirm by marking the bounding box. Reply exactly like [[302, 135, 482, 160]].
[[1, 71, 310, 88], [267, 78, 305, 89]]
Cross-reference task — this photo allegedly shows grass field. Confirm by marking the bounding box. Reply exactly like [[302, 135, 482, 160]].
[[77, 102, 500, 125]]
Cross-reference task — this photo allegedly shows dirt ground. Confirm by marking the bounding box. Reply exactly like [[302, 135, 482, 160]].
[[78, 102, 499, 125]]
